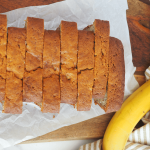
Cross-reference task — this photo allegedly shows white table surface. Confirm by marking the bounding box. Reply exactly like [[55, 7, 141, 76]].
[[3, 139, 98, 150]]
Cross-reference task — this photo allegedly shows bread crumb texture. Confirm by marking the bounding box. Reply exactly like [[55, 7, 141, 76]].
[[60, 21, 78, 104], [60, 21, 78, 69], [42, 75, 60, 113], [77, 70, 93, 111], [77, 30, 94, 111], [26, 17, 44, 71], [23, 68, 42, 103], [3, 72, 23, 114], [78, 30, 94, 71], [43, 30, 60, 78], [61, 67, 77, 104], [7, 27, 26, 79]]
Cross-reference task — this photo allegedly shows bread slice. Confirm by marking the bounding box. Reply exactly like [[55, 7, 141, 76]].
[[84, 20, 125, 113], [77, 30, 94, 111], [26, 17, 44, 71], [3, 72, 23, 114], [0, 14, 7, 103], [93, 20, 110, 100], [7, 27, 26, 79], [42, 30, 60, 113], [94, 37, 125, 112], [105, 37, 125, 112], [84, 20, 110, 100], [60, 21, 78, 104], [3, 27, 26, 113]]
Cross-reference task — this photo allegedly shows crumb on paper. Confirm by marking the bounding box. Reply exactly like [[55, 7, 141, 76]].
[[53, 115, 55, 118], [71, 104, 75, 108]]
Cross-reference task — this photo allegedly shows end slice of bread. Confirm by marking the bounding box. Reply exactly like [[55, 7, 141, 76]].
[[84, 20, 124, 113]]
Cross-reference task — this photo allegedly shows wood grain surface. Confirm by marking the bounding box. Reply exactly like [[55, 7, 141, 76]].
[[0, 0, 149, 144], [0, 0, 63, 13], [127, 0, 150, 74], [127, 0, 150, 86], [139, 0, 150, 5], [21, 112, 115, 144]]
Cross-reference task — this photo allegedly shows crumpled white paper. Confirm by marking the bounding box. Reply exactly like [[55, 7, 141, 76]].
[[0, 0, 139, 149]]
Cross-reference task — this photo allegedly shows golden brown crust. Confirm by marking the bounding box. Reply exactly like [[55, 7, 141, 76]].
[[0, 14, 7, 79], [60, 21, 78, 69], [3, 72, 23, 114], [23, 68, 42, 103], [43, 30, 60, 78], [42, 75, 60, 113], [26, 17, 44, 71], [0, 76, 5, 103], [7, 27, 26, 79], [60, 66, 77, 104], [105, 37, 125, 113], [93, 19, 110, 99], [77, 70, 93, 111], [78, 30, 94, 71]]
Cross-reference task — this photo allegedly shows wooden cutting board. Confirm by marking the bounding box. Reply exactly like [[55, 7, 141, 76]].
[[21, 112, 115, 144], [0, 0, 149, 144]]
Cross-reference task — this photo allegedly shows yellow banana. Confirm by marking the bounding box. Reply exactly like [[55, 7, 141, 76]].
[[102, 79, 150, 150]]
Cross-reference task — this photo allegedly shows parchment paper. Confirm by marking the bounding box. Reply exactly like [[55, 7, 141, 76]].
[[0, 0, 139, 149]]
